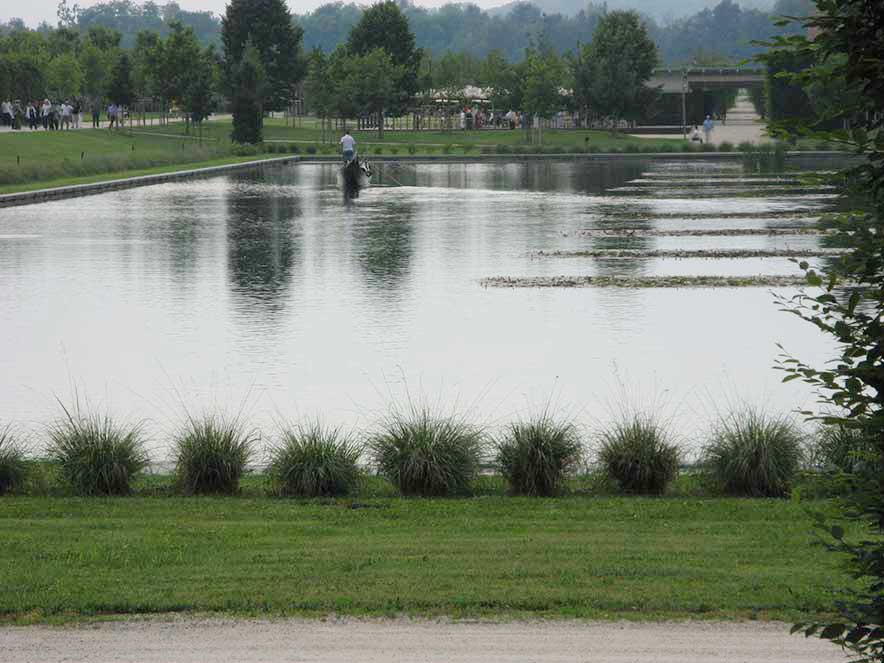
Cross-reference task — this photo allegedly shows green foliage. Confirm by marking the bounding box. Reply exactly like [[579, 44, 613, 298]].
[[718, 141, 735, 152], [702, 409, 803, 498], [741, 143, 787, 172], [0, 425, 27, 496], [808, 423, 877, 475], [229, 41, 266, 144], [572, 11, 658, 126], [172, 415, 256, 495], [495, 415, 583, 497], [598, 415, 680, 495], [221, 0, 305, 111], [47, 405, 148, 496], [522, 47, 566, 129], [108, 51, 133, 106], [345, 0, 419, 111], [369, 408, 483, 497], [268, 423, 362, 498]]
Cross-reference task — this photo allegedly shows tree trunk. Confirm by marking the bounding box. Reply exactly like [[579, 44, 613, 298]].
[[378, 109, 384, 139]]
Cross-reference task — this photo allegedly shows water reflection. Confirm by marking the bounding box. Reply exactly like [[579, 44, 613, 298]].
[[225, 172, 301, 318], [352, 200, 415, 291]]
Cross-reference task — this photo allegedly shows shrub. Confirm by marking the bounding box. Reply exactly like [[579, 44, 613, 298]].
[[624, 143, 641, 153], [495, 415, 583, 496], [480, 145, 495, 155], [48, 406, 148, 496], [679, 141, 695, 153], [814, 141, 832, 151], [306, 145, 317, 155], [702, 409, 803, 497], [0, 425, 27, 495], [700, 142, 717, 152], [232, 143, 259, 157], [656, 143, 676, 153], [407, 143, 417, 155], [598, 414, 680, 494], [289, 144, 300, 154], [737, 141, 754, 152], [463, 144, 476, 153], [373, 146, 383, 155], [718, 141, 735, 152], [173, 415, 256, 495], [268, 423, 362, 497], [568, 144, 585, 154], [496, 144, 512, 154], [370, 408, 483, 496], [389, 147, 399, 155], [442, 143, 454, 155], [808, 423, 876, 474]]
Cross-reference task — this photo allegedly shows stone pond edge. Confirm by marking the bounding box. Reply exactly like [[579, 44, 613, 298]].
[[0, 151, 854, 209]]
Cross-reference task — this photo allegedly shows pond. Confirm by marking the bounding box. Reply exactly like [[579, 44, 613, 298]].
[[0, 158, 847, 457]]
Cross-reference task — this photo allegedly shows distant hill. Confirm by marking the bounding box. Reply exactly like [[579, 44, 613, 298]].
[[487, 0, 774, 21]]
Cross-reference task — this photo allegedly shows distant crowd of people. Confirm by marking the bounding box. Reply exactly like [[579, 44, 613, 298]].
[[0, 98, 128, 131]]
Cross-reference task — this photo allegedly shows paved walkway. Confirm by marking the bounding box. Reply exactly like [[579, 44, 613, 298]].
[[631, 97, 768, 145], [0, 618, 849, 663]]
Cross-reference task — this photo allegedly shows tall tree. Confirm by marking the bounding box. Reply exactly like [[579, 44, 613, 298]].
[[346, 1, 420, 113], [759, 2, 884, 662], [573, 11, 659, 129], [229, 41, 266, 144], [521, 47, 566, 144], [46, 52, 83, 100], [349, 48, 405, 139], [221, 0, 305, 112], [108, 51, 133, 107]]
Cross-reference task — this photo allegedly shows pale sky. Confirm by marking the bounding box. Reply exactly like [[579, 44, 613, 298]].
[[3, 0, 510, 28]]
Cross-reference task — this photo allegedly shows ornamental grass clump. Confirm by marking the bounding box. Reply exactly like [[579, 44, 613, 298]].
[[598, 414, 681, 495], [48, 406, 148, 496], [0, 425, 27, 495], [268, 423, 362, 497], [495, 415, 583, 496], [173, 415, 256, 495], [808, 423, 874, 475], [370, 408, 483, 496], [702, 409, 803, 497]]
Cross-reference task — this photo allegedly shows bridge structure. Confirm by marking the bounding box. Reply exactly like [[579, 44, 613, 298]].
[[649, 68, 766, 95]]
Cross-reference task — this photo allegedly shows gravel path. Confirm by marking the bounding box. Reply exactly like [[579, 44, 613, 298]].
[[0, 618, 848, 663]]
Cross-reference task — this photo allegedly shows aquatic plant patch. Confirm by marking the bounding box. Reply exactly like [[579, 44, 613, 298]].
[[564, 228, 831, 238], [480, 275, 810, 288], [529, 249, 849, 259]]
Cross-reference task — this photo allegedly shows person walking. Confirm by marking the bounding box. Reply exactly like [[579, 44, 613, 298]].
[[1, 100, 11, 128], [26, 102, 37, 130], [702, 114, 714, 144], [91, 99, 101, 128], [41, 99, 51, 129], [61, 101, 72, 130], [72, 99, 81, 128], [340, 130, 356, 162]]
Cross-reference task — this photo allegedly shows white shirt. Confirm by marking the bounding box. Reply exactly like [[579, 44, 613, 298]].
[[1, 101, 10, 114], [340, 134, 355, 151], [61, 104, 72, 117]]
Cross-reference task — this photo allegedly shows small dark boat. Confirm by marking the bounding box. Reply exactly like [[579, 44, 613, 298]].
[[340, 157, 372, 198]]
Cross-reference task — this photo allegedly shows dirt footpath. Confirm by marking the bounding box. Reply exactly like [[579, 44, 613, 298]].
[[0, 618, 848, 663]]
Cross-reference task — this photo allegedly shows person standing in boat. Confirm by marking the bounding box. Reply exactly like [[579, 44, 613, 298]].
[[340, 130, 356, 162]]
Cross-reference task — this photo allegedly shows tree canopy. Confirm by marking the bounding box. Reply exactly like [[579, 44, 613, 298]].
[[221, 0, 306, 112]]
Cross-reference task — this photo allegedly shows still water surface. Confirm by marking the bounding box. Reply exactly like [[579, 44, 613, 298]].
[[0, 159, 844, 455]]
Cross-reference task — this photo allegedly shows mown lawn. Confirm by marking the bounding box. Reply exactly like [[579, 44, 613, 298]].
[[0, 495, 847, 624]]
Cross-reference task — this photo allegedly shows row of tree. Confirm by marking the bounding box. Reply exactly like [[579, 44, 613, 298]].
[[0, 20, 219, 126], [1, 0, 813, 66], [298, 4, 662, 141]]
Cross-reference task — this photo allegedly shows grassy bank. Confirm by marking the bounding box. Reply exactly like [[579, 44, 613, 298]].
[[136, 118, 687, 151], [0, 494, 845, 624]]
